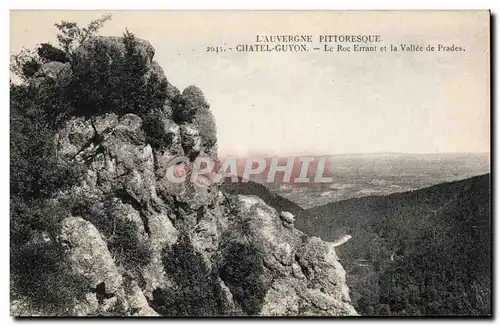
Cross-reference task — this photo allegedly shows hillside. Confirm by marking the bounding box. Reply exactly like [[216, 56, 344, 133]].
[[295, 174, 491, 316], [10, 17, 357, 317], [223, 178, 304, 216]]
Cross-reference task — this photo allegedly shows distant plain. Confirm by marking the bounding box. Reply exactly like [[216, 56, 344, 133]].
[[264, 153, 490, 208]]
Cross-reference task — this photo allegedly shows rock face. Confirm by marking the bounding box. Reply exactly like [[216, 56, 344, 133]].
[[14, 36, 357, 316], [31, 61, 72, 91], [224, 196, 357, 316]]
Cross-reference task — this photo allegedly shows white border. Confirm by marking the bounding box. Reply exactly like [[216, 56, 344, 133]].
[[2, 1, 498, 325], [3, 1, 498, 10]]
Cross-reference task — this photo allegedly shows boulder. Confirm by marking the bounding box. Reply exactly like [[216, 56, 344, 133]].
[[59, 216, 127, 316], [31, 61, 72, 91], [280, 211, 296, 225], [179, 123, 202, 157]]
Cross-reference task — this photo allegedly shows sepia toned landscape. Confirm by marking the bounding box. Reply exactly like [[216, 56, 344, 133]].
[[10, 11, 490, 317]]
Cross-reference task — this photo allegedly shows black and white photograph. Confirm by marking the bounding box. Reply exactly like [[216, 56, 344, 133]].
[[9, 10, 491, 317]]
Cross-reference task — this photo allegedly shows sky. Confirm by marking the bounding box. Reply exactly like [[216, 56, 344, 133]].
[[10, 10, 490, 156]]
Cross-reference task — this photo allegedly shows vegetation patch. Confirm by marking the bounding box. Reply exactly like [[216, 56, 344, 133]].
[[150, 234, 226, 316]]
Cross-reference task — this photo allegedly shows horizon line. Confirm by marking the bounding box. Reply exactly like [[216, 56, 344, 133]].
[[217, 151, 491, 158]]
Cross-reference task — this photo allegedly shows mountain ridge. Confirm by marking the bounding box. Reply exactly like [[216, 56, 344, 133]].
[[294, 173, 491, 316]]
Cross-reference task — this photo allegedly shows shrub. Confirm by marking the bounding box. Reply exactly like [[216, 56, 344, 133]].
[[10, 15, 111, 83], [11, 80, 84, 316], [55, 14, 112, 57], [36, 75, 78, 125], [220, 186, 241, 216], [143, 114, 172, 149], [13, 21, 170, 140], [182, 85, 209, 108], [218, 240, 267, 315], [71, 30, 168, 122], [10, 238, 90, 315], [108, 218, 151, 271], [140, 71, 169, 116], [150, 234, 225, 316], [37, 43, 69, 63], [85, 198, 152, 272], [70, 38, 125, 116], [119, 29, 151, 115], [10, 83, 81, 201], [171, 94, 191, 123], [10, 195, 90, 315], [22, 58, 42, 79], [10, 48, 42, 82], [172, 85, 209, 123], [194, 107, 217, 150], [10, 83, 82, 298]]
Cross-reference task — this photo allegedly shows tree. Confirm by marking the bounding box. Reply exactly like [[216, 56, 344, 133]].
[[10, 14, 112, 83], [10, 48, 41, 82], [54, 14, 112, 56]]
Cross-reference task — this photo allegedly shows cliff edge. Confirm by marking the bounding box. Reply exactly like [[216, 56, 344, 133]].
[[11, 35, 357, 317]]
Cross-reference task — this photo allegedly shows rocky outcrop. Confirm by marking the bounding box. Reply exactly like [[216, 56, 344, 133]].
[[13, 35, 357, 317], [31, 61, 72, 91], [72, 36, 155, 74], [223, 196, 357, 316]]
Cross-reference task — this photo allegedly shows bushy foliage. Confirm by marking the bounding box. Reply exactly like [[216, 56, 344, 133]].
[[150, 234, 225, 316], [143, 114, 172, 149], [220, 185, 241, 216], [84, 198, 152, 272], [11, 188, 90, 315], [171, 85, 217, 151], [71, 29, 170, 149], [55, 14, 112, 56], [11, 82, 83, 315], [182, 85, 209, 108], [11, 14, 111, 83], [218, 244, 267, 315], [35, 72, 77, 125], [171, 94, 192, 123], [298, 175, 491, 316], [194, 107, 217, 150], [119, 31, 171, 148], [104, 217, 152, 271], [11, 81, 87, 314], [172, 85, 208, 123], [218, 221, 268, 315], [12, 15, 172, 148], [10, 48, 41, 82], [37, 43, 69, 63], [10, 83, 80, 204], [10, 236, 90, 315]]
